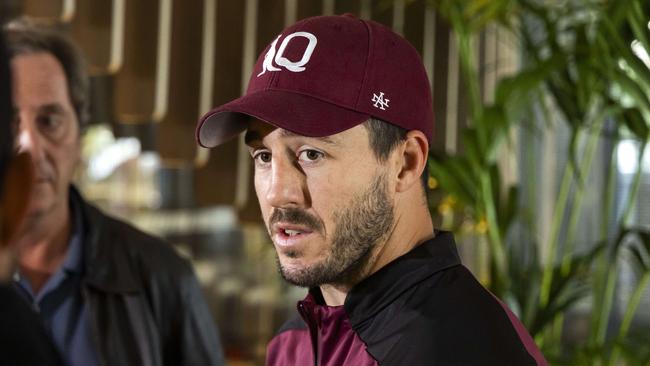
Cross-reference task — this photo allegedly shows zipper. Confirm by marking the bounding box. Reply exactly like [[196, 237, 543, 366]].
[[298, 302, 320, 366]]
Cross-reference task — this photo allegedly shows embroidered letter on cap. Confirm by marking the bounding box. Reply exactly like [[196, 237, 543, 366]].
[[257, 32, 318, 77], [372, 92, 390, 110]]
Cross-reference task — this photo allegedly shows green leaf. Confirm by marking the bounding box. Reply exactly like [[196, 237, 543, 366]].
[[482, 105, 511, 163], [610, 68, 650, 120], [621, 108, 650, 141], [528, 243, 605, 335], [494, 54, 564, 107], [618, 228, 650, 275], [428, 154, 478, 207], [627, 1, 650, 57], [500, 185, 519, 236]]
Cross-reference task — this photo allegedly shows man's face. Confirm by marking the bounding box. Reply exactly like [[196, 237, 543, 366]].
[[12, 52, 80, 220], [246, 120, 395, 287]]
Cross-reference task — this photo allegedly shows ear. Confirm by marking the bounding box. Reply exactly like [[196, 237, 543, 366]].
[[395, 130, 428, 193], [0, 152, 34, 246]]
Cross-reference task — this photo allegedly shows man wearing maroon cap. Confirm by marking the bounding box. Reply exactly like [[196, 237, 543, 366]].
[[198, 14, 547, 365]]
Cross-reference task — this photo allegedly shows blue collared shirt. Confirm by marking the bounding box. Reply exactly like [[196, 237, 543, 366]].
[[13, 202, 99, 366]]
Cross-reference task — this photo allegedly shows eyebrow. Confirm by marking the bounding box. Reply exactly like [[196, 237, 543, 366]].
[[38, 103, 67, 115]]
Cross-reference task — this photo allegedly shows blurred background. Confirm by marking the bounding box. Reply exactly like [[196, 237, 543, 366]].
[[1, 0, 649, 365]]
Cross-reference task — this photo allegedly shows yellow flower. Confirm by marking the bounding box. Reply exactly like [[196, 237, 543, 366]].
[[475, 219, 488, 234], [428, 177, 438, 190], [437, 195, 457, 215]]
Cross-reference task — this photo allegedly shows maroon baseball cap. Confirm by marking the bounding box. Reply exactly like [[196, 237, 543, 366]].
[[196, 14, 433, 148]]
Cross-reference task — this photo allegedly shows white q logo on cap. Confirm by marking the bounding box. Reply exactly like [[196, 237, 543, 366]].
[[258, 32, 318, 77]]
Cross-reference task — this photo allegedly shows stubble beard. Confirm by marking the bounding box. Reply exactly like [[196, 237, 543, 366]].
[[273, 173, 395, 288]]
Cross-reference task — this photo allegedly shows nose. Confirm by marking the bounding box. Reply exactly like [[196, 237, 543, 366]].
[[17, 121, 46, 162], [264, 156, 307, 209]]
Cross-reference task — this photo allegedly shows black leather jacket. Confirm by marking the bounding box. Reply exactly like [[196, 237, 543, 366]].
[[72, 187, 224, 366]]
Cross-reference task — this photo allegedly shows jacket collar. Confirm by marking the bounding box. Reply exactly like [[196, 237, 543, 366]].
[[70, 186, 142, 294], [342, 230, 461, 326]]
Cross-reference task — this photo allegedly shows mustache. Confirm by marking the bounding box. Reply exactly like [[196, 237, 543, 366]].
[[269, 208, 324, 234]]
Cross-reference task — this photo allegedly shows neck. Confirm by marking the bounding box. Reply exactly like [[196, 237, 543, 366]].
[[320, 195, 434, 307], [367, 205, 434, 277], [320, 284, 349, 306], [16, 203, 72, 293]]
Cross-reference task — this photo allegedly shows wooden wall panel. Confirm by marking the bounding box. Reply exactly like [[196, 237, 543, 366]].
[[22, 0, 74, 23], [113, 0, 163, 124], [70, 0, 122, 75], [370, 0, 393, 27], [256, 0, 285, 55], [404, 0, 426, 56], [334, 0, 361, 16], [156, 0, 204, 161], [296, 0, 323, 20], [431, 12, 451, 153], [10, 0, 506, 217], [194, 0, 248, 213]]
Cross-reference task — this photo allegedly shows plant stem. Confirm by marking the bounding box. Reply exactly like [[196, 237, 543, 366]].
[[523, 118, 540, 328], [607, 273, 650, 366], [619, 272, 650, 340], [590, 137, 619, 345], [620, 141, 647, 227], [548, 118, 604, 349], [561, 117, 606, 275], [540, 129, 581, 307], [596, 141, 648, 343], [596, 265, 619, 343], [481, 172, 509, 293]]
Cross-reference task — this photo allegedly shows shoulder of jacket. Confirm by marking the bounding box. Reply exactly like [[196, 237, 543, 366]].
[[81, 195, 193, 277]]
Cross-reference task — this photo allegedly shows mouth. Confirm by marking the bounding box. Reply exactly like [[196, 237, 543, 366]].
[[271, 223, 315, 247], [34, 176, 53, 185]]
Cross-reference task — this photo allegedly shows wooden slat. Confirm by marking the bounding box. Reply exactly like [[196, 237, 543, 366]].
[[256, 0, 285, 54], [194, 0, 217, 167], [431, 13, 451, 153], [421, 4, 435, 86], [156, 0, 204, 162], [334, 0, 361, 17], [296, 0, 323, 20], [235, 0, 286, 218], [392, 0, 405, 35], [113, 0, 171, 124], [322, 0, 335, 15], [69, 0, 125, 75], [369, 0, 391, 25], [405, 0, 427, 56], [445, 30, 459, 154], [194, 0, 253, 216], [22, 0, 75, 23], [284, 0, 297, 25]]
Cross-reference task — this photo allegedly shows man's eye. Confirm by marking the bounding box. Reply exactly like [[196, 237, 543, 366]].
[[298, 149, 323, 162], [37, 114, 62, 131], [254, 151, 272, 163]]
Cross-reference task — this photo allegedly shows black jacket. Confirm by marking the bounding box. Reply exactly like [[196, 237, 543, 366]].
[[0, 285, 64, 366], [73, 187, 224, 366], [267, 231, 547, 365]]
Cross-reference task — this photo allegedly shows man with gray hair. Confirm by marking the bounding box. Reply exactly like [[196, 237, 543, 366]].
[[4, 20, 224, 366], [1, 27, 63, 366]]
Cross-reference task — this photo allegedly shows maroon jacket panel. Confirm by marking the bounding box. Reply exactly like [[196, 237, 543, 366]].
[[266, 232, 548, 366]]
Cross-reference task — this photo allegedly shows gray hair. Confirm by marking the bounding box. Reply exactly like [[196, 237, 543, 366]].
[[3, 19, 89, 129]]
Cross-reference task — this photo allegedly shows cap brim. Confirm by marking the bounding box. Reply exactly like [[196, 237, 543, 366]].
[[197, 90, 370, 148]]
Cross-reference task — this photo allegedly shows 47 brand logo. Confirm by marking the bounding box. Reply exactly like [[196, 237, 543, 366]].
[[258, 31, 318, 77]]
